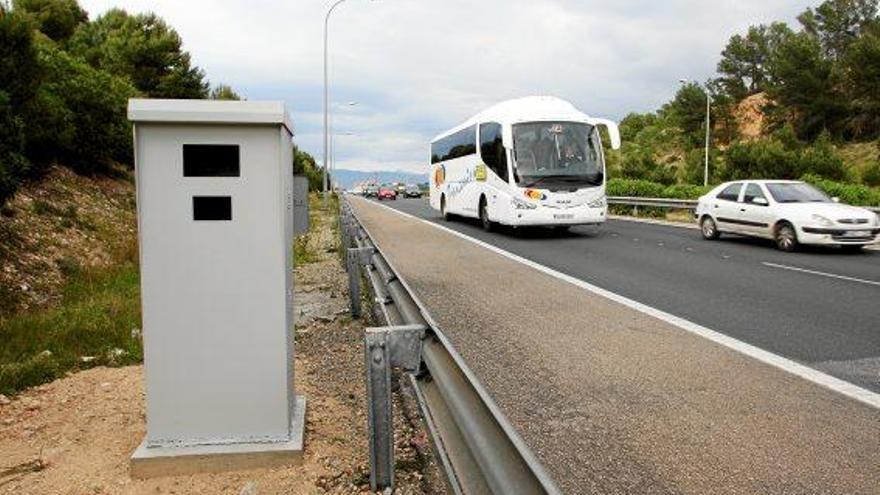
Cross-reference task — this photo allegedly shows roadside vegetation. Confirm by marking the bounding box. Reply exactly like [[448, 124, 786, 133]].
[[0, 0, 242, 396], [606, 0, 880, 206], [0, 261, 141, 395], [0, 164, 142, 396]]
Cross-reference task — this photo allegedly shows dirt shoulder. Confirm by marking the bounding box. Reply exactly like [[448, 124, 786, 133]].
[[0, 197, 444, 495]]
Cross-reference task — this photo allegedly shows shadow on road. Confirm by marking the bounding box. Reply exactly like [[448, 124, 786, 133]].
[[709, 233, 876, 256]]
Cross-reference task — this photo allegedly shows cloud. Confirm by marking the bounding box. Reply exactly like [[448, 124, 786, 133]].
[[79, 0, 813, 174]]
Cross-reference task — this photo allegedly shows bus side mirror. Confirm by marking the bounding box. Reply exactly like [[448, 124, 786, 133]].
[[593, 118, 621, 150]]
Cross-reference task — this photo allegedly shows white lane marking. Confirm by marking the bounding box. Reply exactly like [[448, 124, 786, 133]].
[[360, 198, 880, 410], [762, 262, 880, 287]]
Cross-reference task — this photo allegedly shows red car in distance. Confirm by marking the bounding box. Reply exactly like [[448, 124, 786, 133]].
[[377, 186, 397, 200]]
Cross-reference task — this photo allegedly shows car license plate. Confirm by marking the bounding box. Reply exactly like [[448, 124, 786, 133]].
[[553, 214, 574, 220], [843, 231, 871, 238]]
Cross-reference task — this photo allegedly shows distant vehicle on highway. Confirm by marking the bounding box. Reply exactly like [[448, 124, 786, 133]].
[[429, 96, 620, 232], [404, 184, 422, 198], [364, 184, 379, 198], [394, 182, 407, 196], [377, 186, 397, 200], [696, 180, 880, 252]]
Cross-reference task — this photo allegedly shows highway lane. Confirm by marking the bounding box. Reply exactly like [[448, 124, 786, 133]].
[[348, 196, 880, 494], [376, 197, 880, 392]]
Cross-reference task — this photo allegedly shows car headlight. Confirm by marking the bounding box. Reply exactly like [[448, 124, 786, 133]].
[[587, 197, 606, 208], [811, 214, 834, 227], [511, 197, 537, 210]]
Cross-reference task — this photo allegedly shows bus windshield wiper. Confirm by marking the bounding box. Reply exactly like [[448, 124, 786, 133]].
[[522, 175, 577, 187]]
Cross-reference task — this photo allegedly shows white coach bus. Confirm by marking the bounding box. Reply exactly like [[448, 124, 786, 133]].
[[429, 96, 620, 231]]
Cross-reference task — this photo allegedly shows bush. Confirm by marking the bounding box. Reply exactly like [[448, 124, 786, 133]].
[[619, 151, 656, 181], [723, 138, 799, 180], [862, 161, 880, 187], [721, 131, 848, 182], [606, 178, 665, 198], [662, 183, 713, 199], [681, 148, 719, 185], [24, 41, 137, 174], [798, 131, 847, 180], [293, 147, 324, 192]]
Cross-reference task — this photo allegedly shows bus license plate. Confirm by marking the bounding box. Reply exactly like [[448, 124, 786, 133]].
[[553, 214, 574, 220]]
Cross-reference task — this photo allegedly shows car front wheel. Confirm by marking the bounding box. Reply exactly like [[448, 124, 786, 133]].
[[775, 222, 799, 252], [701, 216, 720, 240]]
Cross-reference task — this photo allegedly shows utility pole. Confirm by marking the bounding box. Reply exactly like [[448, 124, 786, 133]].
[[679, 79, 711, 186], [704, 92, 711, 187], [323, 0, 349, 206]]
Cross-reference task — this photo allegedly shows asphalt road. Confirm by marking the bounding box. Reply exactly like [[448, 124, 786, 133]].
[[349, 196, 880, 494], [375, 197, 880, 392]]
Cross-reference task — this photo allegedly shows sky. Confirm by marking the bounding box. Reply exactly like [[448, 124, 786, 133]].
[[79, 0, 818, 174]]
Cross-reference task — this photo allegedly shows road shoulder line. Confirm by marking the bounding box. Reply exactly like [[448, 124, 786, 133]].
[[360, 197, 880, 410]]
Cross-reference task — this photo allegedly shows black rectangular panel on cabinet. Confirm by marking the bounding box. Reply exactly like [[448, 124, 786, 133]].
[[193, 196, 232, 221], [183, 144, 240, 177]]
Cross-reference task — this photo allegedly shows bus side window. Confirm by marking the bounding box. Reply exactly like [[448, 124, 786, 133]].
[[480, 122, 508, 183]]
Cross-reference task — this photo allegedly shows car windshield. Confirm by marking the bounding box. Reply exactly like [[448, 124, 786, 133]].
[[765, 183, 831, 203], [512, 121, 604, 188]]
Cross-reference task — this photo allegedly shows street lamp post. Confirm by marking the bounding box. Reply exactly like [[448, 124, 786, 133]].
[[678, 79, 711, 186], [331, 131, 356, 190], [323, 0, 350, 204], [703, 91, 710, 187], [330, 102, 358, 191]]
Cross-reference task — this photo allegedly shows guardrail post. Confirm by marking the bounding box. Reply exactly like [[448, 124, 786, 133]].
[[364, 325, 426, 492], [347, 247, 373, 317], [365, 331, 393, 490], [344, 223, 359, 250]]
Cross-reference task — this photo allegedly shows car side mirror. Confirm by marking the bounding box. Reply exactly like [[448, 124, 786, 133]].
[[752, 197, 768, 206], [832, 196, 840, 203]]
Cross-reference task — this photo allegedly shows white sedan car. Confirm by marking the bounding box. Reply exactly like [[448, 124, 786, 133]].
[[695, 180, 880, 252]]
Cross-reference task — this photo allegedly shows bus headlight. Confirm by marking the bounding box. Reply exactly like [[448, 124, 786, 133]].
[[511, 197, 537, 210], [587, 197, 606, 208]]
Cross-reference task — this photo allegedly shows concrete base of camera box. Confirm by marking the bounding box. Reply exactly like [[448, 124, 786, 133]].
[[130, 396, 306, 479]]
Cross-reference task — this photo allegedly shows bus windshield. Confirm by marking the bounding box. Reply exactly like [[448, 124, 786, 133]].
[[512, 121, 604, 188]]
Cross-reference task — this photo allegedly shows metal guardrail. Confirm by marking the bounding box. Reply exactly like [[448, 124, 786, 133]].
[[339, 198, 561, 495], [607, 196, 697, 210], [608, 196, 880, 214]]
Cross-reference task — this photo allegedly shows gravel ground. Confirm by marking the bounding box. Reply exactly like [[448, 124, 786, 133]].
[[0, 200, 444, 495]]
